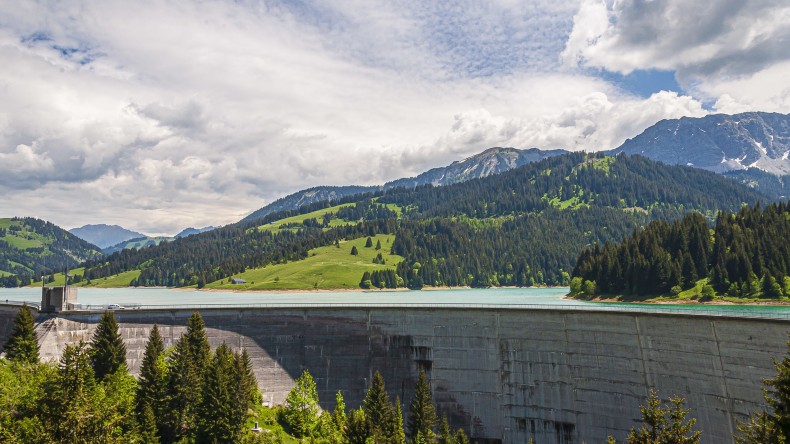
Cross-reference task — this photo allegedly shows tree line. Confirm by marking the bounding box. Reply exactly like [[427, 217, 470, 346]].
[[572, 202, 790, 299], [6, 153, 767, 290]]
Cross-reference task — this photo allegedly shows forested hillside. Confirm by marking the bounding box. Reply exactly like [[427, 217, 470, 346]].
[[571, 202, 790, 299], [70, 153, 767, 290], [0, 218, 103, 287]]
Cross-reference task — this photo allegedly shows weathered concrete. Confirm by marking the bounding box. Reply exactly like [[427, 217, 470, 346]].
[[0, 305, 787, 444]]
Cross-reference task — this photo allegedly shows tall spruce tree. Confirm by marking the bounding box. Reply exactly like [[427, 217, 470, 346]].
[[163, 312, 212, 442], [89, 310, 127, 381], [363, 370, 396, 442], [137, 323, 167, 440], [3, 304, 39, 364], [197, 343, 243, 443], [407, 368, 438, 442]]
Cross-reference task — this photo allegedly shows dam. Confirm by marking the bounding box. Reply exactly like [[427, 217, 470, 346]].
[[1, 301, 788, 443]]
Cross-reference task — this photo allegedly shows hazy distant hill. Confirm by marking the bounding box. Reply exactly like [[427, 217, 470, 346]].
[[241, 147, 567, 223], [1, 217, 103, 286], [609, 112, 790, 198], [70, 224, 146, 249], [175, 226, 217, 238]]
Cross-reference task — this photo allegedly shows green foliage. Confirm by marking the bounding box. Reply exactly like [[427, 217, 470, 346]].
[[365, 237, 373, 248], [137, 324, 167, 440], [197, 343, 247, 443], [89, 310, 128, 382], [407, 368, 437, 442], [363, 371, 399, 442], [3, 304, 39, 364], [163, 312, 212, 441], [625, 389, 701, 444], [0, 359, 54, 442], [345, 407, 371, 444], [351, 245, 359, 256], [0, 217, 102, 287], [575, 203, 790, 299], [40, 342, 138, 443], [283, 369, 320, 438], [737, 334, 790, 443]]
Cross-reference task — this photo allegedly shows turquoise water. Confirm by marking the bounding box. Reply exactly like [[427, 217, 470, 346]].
[[2, 286, 790, 319]]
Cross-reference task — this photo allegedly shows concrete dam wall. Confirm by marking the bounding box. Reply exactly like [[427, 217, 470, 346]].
[[1, 305, 788, 444]]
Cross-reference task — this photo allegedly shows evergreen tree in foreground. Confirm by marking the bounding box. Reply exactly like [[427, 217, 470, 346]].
[[163, 312, 212, 442], [283, 369, 320, 438], [738, 334, 790, 443], [89, 310, 127, 382], [363, 370, 397, 442], [137, 323, 167, 441], [407, 368, 438, 442], [198, 343, 243, 443], [623, 389, 701, 444], [3, 304, 39, 364]]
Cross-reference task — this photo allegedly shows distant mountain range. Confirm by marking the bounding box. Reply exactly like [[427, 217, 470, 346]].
[[243, 112, 790, 223], [69, 224, 146, 249], [242, 147, 567, 222], [609, 112, 790, 198], [100, 226, 218, 255]]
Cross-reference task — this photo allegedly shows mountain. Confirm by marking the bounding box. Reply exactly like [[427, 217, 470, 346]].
[[75, 152, 767, 289], [241, 147, 568, 223], [609, 112, 790, 197], [69, 224, 146, 249], [1, 217, 103, 286], [384, 147, 567, 189], [241, 186, 375, 223], [175, 226, 217, 238]]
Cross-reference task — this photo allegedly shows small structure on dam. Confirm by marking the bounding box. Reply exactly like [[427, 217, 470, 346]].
[[40, 286, 78, 312]]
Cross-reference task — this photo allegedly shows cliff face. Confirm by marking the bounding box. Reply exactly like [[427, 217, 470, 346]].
[[2, 306, 785, 444]]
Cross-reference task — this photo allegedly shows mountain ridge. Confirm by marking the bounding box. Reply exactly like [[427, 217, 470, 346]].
[[241, 147, 567, 223]]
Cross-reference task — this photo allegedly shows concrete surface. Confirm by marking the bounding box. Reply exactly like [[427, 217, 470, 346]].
[[0, 305, 787, 443]]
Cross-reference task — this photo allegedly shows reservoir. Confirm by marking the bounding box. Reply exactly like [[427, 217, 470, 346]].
[[3, 286, 790, 319]]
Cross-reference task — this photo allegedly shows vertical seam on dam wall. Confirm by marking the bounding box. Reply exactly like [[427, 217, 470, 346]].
[[711, 320, 735, 439], [634, 315, 650, 392]]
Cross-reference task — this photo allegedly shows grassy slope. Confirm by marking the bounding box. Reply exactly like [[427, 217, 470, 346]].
[[30, 268, 141, 288], [207, 234, 403, 290], [0, 218, 45, 251], [254, 203, 355, 234]]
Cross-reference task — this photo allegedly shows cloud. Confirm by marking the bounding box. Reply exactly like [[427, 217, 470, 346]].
[[0, 0, 762, 234], [562, 0, 790, 111]]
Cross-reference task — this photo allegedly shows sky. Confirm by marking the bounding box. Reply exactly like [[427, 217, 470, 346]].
[[1, 0, 789, 236]]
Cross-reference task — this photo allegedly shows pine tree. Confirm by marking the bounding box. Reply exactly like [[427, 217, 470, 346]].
[[333, 391, 347, 432], [365, 237, 373, 248], [407, 368, 438, 442], [163, 312, 212, 442], [363, 371, 396, 441], [345, 407, 371, 444], [139, 403, 159, 444], [284, 369, 320, 438], [137, 324, 166, 440], [89, 310, 127, 382], [454, 427, 470, 444], [197, 343, 242, 443], [3, 304, 39, 364], [626, 389, 701, 444], [40, 342, 106, 442], [392, 397, 406, 444], [376, 239, 382, 250], [351, 246, 359, 256], [439, 415, 452, 444]]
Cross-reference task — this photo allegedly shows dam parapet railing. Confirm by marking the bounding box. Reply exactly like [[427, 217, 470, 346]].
[[6, 301, 785, 321]]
